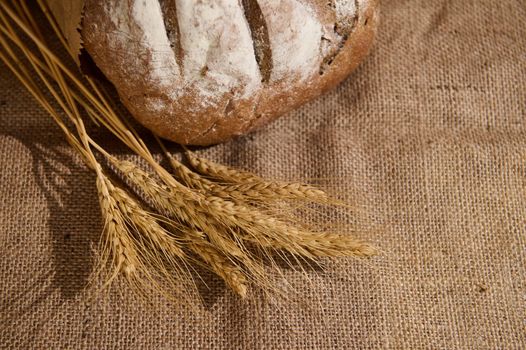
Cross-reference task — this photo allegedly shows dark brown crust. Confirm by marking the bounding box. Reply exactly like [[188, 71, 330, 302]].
[[241, 0, 273, 83], [159, 0, 184, 70], [81, 0, 379, 146]]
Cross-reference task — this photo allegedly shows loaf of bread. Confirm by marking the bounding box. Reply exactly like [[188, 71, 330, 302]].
[[80, 0, 379, 145]]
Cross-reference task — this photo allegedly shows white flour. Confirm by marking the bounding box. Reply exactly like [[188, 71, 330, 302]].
[[131, 0, 180, 86], [175, 0, 261, 100], [105, 0, 179, 89], [258, 0, 322, 82], [335, 0, 357, 22]]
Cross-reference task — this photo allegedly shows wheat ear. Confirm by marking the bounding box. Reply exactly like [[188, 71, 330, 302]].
[[186, 151, 333, 202], [0, 0, 376, 302]]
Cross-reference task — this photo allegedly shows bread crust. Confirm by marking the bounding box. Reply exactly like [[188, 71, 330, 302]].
[[81, 0, 379, 145]]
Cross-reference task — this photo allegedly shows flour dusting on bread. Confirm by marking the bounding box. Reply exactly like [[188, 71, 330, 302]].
[[258, 0, 322, 82], [335, 0, 357, 22], [81, 0, 377, 145], [132, 0, 179, 86], [175, 0, 261, 101], [100, 0, 359, 98]]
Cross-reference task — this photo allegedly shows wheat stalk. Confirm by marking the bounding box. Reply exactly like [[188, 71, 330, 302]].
[[108, 157, 273, 293], [0, 0, 375, 303]]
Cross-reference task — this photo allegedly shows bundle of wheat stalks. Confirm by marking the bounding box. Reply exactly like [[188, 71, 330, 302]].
[[0, 0, 375, 302]]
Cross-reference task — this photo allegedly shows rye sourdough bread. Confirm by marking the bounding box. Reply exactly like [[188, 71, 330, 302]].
[[80, 0, 379, 145]]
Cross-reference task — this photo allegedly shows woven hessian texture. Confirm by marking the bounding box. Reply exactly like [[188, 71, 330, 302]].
[[1, 1, 525, 349]]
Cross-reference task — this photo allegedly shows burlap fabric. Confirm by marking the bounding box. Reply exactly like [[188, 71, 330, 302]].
[[1, 1, 525, 348]]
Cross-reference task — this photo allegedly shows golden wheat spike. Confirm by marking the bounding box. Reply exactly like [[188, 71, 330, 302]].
[[0, 0, 375, 303]]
